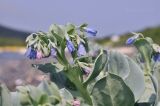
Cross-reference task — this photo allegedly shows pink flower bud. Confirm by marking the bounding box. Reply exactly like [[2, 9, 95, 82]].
[[36, 51, 43, 59], [72, 100, 80, 106]]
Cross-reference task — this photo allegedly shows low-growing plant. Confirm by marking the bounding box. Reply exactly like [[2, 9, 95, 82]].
[[0, 23, 160, 106]]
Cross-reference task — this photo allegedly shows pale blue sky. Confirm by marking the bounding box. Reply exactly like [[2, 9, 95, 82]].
[[0, 0, 160, 37]]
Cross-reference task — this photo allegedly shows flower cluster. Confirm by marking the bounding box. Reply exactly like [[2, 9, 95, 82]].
[[25, 46, 57, 60], [67, 39, 87, 56], [25, 25, 97, 61], [66, 26, 97, 54]]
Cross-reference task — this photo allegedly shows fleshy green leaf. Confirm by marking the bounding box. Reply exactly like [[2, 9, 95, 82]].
[[32, 63, 68, 88], [38, 80, 61, 102], [83, 50, 108, 86], [49, 24, 65, 42], [0, 84, 12, 106], [79, 23, 88, 29], [11, 92, 21, 106], [91, 74, 135, 106], [60, 88, 73, 105], [138, 76, 156, 104], [134, 38, 153, 74], [150, 75, 158, 105], [33, 63, 60, 73], [124, 57, 145, 101], [108, 51, 145, 101], [108, 51, 130, 79], [16, 86, 32, 105], [66, 23, 76, 35], [38, 94, 49, 105]]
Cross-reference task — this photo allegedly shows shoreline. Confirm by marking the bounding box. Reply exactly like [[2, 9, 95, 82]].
[[0, 46, 136, 56], [0, 46, 25, 54]]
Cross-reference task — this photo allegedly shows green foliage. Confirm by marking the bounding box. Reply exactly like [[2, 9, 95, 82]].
[[91, 74, 135, 106], [0, 37, 25, 46], [134, 38, 153, 75], [1, 23, 160, 106], [0, 84, 12, 106], [0, 80, 74, 106], [24, 24, 160, 106], [108, 51, 145, 101], [83, 50, 108, 86]]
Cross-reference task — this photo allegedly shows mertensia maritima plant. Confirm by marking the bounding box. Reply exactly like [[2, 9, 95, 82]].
[[0, 23, 160, 106]]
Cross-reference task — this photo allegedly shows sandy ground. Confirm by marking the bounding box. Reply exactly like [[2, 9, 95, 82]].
[[0, 52, 53, 90], [0, 47, 136, 90]]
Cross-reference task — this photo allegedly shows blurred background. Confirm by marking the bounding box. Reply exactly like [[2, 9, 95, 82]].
[[0, 0, 160, 90]]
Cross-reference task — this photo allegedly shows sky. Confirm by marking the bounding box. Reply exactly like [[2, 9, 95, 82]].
[[0, 0, 160, 37]]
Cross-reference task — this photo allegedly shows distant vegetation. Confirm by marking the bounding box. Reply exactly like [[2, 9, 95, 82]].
[[96, 26, 160, 47], [0, 25, 30, 46], [0, 24, 160, 47]]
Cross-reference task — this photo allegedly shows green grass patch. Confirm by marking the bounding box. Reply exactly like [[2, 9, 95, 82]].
[[0, 37, 25, 46], [96, 26, 160, 47]]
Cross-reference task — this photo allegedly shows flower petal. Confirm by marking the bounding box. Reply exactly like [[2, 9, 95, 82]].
[[78, 43, 86, 56], [67, 40, 75, 53], [51, 48, 57, 57], [83, 27, 97, 36], [153, 53, 160, 62], [25, 47, 37, 59], [126, 37, 135, 45]]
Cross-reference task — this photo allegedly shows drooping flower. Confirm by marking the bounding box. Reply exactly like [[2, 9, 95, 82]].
[[153, 53, 160, 62], [77, 43, 86, 56], [126, 37, 136, 45], [25, 47, 37, 59], [66, 39, 75, 53], [83, 27, 97, 36], [36, 51, 43, 59], [126, 33, 141, 45], [50, 48, 57, 57]]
